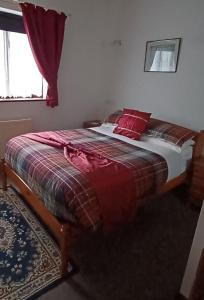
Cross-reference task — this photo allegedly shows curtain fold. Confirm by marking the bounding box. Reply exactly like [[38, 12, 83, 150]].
[[20, 3, 67, 107]]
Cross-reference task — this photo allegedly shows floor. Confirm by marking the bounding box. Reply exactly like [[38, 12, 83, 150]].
[[36, 187, 199, 300]]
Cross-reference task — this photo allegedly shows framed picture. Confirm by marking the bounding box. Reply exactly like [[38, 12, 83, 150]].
[[144, 38, 181, 73]]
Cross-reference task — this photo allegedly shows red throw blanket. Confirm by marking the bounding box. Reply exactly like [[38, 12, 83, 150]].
[[24, 132, 137, 231]]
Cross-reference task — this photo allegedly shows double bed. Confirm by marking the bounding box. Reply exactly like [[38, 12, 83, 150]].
[[2, 119, 204, 276]]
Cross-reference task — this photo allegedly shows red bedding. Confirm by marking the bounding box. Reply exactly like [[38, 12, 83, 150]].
[[5, 128, 168, 231], [24, 132, 136, 231]]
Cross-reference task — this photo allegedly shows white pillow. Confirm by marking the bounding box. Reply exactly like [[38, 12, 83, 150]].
[[142, 136, 195, 153]]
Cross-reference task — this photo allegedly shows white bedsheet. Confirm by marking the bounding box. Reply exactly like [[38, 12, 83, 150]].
[[91, 124, 192, 182]]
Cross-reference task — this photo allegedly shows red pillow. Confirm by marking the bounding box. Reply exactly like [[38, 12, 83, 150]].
[[113, 108, 151, 140]]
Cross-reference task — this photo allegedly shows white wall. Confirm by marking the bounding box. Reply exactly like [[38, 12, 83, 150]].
[[0, 0, 123, 131], [109, 0, 204, 131]]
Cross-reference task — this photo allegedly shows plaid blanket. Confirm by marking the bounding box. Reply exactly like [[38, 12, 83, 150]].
[[147, 118, 196, 147], [5, 129, 168, 230]]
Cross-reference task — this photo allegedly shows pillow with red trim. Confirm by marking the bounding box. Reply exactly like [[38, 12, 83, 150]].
[[113, 108, 151, 140]]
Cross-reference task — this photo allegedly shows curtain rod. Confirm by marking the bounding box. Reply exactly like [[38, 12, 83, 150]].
[[0, 0, 72, 16]]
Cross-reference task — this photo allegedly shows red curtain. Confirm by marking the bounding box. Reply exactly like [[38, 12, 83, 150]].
[[20, 3, 67, 107]]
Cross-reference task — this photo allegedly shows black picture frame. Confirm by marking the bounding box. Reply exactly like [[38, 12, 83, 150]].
[[144, 38, 182, 73]]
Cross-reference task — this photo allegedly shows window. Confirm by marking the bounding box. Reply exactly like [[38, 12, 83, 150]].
[[0, 11, 46, 100]]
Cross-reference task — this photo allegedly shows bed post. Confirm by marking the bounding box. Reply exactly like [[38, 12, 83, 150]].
[[193, 130, 204, 160], [60, 223, 70, 277], [1, 159, 7, 191]]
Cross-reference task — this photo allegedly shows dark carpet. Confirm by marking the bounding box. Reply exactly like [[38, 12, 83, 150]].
[[68, 187, 199, 300]]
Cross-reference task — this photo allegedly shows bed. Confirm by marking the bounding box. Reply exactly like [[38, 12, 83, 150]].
[[2, 119, 204, 276]]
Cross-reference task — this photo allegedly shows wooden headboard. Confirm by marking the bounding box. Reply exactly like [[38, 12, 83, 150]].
[[193, 130, 204, 160]]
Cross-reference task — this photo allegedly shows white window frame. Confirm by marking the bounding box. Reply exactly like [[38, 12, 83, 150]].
[[0, 2, 46, 102]]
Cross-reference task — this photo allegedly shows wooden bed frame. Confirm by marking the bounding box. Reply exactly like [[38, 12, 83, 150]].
[[1, 130, 204, 277]]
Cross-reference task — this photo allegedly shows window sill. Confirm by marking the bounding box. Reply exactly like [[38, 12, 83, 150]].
[[0, 98, 46, 103]]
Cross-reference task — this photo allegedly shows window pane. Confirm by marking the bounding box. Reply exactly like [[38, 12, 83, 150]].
[[9, 32, 43, 97], [0, 30, 7, 97], [150, 50, 175, 72]]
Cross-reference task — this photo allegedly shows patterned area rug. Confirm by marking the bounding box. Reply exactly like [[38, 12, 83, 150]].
[[0, 188, 66, 300]]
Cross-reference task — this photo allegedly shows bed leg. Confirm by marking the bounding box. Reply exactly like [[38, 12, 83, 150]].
[[1, 159, 7, 191], [60, 224, 70, 277]]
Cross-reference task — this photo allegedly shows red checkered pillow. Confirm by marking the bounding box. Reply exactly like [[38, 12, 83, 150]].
[[113, 109, 151, 140], [147, 118, 196, 146], [104, 110, 123, 124]]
